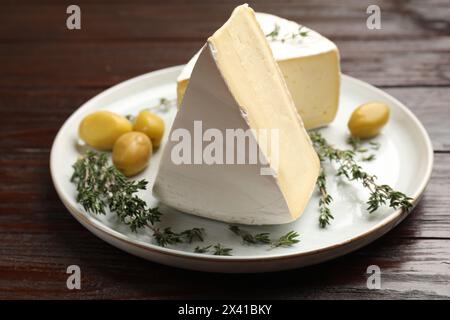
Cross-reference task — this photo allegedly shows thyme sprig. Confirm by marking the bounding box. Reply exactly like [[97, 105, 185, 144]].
[[213, 244, 233, 256], [229, 225, 271, 245], [346, 136, 380, 161], [194, 245, 212, 254], [271, 231, 300, 248], [362, 154, 376, 162], [152, 227, 183, 246], [370, 141, 381, 150], [181, 227, 206, 243], [125, 98, 174, 121], [193, 244, 233, 255], [149, 98, 173, 113], [265, 23, 309, 43], [347, 136, 367, 153], [230, 226, 300, 248], [317, 168, 334, 228], [71, 151, 161, 230], [152, 227, 206, 247], [310, 132, 413, 219], [265, 23, 281, 40], [71, 151, 207, 247]]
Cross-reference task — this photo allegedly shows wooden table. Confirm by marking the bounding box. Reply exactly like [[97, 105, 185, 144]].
[[1, 0, 449, 299]]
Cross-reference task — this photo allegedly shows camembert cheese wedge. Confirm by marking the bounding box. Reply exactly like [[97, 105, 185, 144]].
[[177, 12, 340, 129], [153, 4, 320, 225]]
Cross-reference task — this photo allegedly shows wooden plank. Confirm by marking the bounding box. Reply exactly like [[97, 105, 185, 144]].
[[395, 153, 450, 239], [0, 41, 200, 89], [1, 37, 450, 89], [0, 226, 449, 298], [0, 88, 102, 149], [384, 87, 450, 151], [337, 38, 450, 87], [1, 0, 449, 41]]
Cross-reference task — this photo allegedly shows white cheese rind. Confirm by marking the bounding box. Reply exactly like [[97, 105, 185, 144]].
[[155, 45, 292, 225], [154, 5, 319, 225]]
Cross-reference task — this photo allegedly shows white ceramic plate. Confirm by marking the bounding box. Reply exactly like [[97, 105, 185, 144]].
[[50, 66, 433, 273]]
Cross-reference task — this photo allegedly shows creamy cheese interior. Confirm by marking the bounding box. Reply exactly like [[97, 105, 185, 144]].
[[278, 53, 339, 128], [207, 5, 319, 219]]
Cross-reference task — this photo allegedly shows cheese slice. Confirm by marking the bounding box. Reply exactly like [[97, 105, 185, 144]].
[[177, 12, 340, 129], [153, 4, 320, 225]]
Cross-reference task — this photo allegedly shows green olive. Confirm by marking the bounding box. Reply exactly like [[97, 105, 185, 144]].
[[112, 132, 152, 177], [348, 102, 390, 139], [79, 111, 132, 150], [133, 110, 165, 148]]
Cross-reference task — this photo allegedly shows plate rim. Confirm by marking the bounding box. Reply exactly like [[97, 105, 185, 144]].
[[50, 66, 434, 264]]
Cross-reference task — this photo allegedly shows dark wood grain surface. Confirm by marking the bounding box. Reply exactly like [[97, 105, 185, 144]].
[[0, 0, 449, 299]]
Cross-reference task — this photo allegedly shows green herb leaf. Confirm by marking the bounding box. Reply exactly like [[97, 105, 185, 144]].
[[298, 26, 309, 37], [271, 231, 300, 248], [362, 154, 376, 162], [180, 227, 205, 243], [317, 168, 334, 228], [152, 227, 183, 247], [194, 245, 212, 254], [229, 225, 271, 245], [369, 141, 381, 150], [265, 23, 280, 39], [153, 98, 173, 113], [213, 244, 233, 256], [266, 23, 308, 43]]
